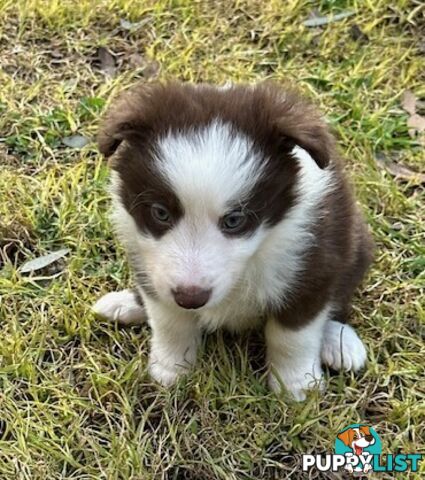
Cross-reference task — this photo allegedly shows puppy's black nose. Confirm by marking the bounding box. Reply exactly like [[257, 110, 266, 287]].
[[172, 286, 211, 309], [365, 435, 374, 442]]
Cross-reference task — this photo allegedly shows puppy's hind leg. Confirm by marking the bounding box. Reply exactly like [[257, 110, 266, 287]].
[[92, 289, 146, 325], [265, 305, 330, 401], [321, 320, 367, 372]]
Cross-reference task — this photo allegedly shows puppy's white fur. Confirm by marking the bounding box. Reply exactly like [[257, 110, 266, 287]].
[[144, 298, 200, 386], [157, 120, 266, 213], [321, 320, 367, 372], [93, 289, 146, 325], [94, 122, 367, 398], [266, 305, 330, 401]]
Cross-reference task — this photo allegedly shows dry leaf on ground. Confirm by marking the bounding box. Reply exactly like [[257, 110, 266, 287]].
[[303, 11, 354, 27], [97, 47, 116, 76], [376, 154, 425, 184], [20, 248, 70, 273], [401, 90, 417, 115], [407, 114, 425, 138], [400, 90, 425, 137], [62, 135, 90, 148]]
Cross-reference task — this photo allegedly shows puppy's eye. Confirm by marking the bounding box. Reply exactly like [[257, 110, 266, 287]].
[[151, 203, 171, 224], [220, 210, 246, 233]]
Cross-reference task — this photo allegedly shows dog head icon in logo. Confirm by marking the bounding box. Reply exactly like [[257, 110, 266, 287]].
[[335, 424, 381, 474]]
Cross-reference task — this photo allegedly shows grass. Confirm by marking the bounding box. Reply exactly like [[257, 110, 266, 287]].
[[0, 0, 424, 478]]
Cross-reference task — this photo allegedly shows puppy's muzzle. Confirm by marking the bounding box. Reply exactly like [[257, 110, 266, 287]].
[[172, 286, 212, 309]]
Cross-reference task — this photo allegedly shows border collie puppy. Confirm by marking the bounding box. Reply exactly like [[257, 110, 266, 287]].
[[93, 81, 373, 400]]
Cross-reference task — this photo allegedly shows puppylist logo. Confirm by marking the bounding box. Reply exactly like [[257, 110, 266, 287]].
[[302, 424, 422, 474]]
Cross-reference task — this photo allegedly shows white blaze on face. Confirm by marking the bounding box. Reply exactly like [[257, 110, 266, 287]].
[[137, 121, 267, 306], [157, 120, 264, 213]]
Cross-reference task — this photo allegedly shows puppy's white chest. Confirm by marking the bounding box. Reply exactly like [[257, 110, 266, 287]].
[[198, 292, 262, 332]]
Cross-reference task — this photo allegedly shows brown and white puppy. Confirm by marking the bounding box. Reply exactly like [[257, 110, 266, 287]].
[[93, 81, 374, 400]]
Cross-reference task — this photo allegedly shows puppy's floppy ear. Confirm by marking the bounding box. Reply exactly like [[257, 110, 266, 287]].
[[275, 112, 333, 169], [261, 82, 334, 169], [337, 429, 354, 446], [97, 84, 152, 158]]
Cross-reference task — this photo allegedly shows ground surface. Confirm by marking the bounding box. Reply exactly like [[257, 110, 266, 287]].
[[0, 1, 424, 479]]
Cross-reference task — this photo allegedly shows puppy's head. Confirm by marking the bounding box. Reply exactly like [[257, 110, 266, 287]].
[[98, 82, 334, 310]]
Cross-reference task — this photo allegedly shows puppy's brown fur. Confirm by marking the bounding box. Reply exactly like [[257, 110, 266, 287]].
[[98, 81, 373, 330]]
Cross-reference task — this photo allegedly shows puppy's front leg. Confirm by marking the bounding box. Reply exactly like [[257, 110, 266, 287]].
[[265, 306, 330, 400], [144, 299, 200, 387], [92, 289, 146, 325]]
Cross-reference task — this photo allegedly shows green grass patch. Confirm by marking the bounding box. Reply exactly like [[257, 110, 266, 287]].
[[0, 0, 424, 478]]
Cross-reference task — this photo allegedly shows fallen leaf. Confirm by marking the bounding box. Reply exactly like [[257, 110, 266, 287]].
[[20, 248, 70, 273], [376, 154, 425, 184], [303, 11, 354, 27], [128, 53, 145, 68], [120, 19, 137, 30], [129, 54, 161, 78], [407, 114, 425, 137], [120, 18, 142, 31], [391, 222, 403, 231], [400, 91, 425, 138], [97, 47, 116, 76], [141, 59, 160, 79], [62, 135, 90, 148], [119, 17, 149, 31], [416, 100, 425, 113], [50, 49, 63, 59], [401, 90, 416, 115]]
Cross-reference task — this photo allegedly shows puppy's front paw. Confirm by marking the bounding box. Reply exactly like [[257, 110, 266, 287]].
[[92, 289, 146, 325], [321, 320, 367, 372], [148, 360, 183, 387], [268, 363, 324, 401]]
